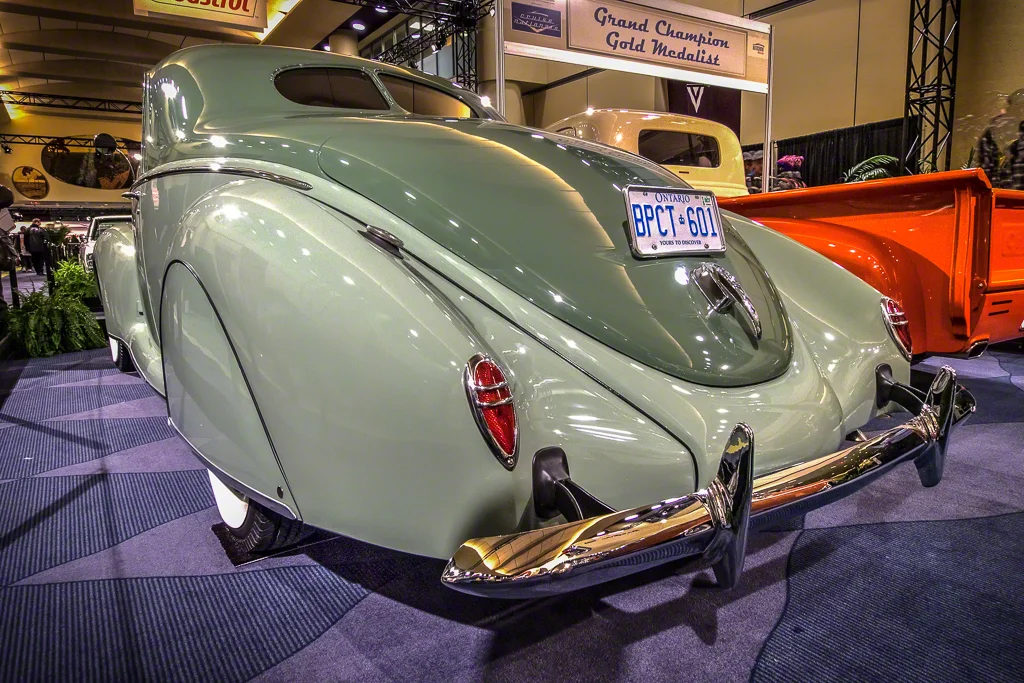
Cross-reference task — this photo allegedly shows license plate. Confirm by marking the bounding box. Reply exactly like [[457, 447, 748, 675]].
[[623, 186, 726, 258]]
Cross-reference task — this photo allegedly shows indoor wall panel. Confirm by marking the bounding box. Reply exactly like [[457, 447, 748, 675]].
[[854, 0, 911, 126], [952, 0, 1024, 168], [743, 0, 860, 145]]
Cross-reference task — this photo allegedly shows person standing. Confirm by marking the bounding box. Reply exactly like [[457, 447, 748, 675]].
[[24, 218, 49, 276], [1008, 121, 1024, 191]]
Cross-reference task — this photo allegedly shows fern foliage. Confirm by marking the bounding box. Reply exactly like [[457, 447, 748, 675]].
[[843, 155, 899, 183], [4, 262, 106, 357], [53, 260, 99, 300]]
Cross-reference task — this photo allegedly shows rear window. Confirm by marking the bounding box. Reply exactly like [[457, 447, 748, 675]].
[[638, 130, 720, 168], [275, 68, 389, 110], [91, 219, 129, 240], [377, 74, 476, 118]]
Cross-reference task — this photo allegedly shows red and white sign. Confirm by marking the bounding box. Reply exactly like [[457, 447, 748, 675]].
[[133, 0, 268, 31]]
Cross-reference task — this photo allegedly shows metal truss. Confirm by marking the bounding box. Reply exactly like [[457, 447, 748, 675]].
[[0, 91, 142, 114], [0, 134, 137, 150], [900, 0, 961, 174], [332, 0, 475, 23], [451, 26, 476, 90], [334, 0, 493, 90]]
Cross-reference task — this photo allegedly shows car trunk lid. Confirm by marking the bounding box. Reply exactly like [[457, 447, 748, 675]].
[[318, 117, 792, 387]]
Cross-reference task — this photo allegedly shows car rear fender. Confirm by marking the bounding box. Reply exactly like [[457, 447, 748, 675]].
[[412, 266, 699, 519], [159, 178, 550, 558], [726, 213, 911, 427], [92, 221, 164, 394]]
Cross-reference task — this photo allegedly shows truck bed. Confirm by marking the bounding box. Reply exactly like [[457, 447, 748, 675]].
[[721, 169, 1024, 355]]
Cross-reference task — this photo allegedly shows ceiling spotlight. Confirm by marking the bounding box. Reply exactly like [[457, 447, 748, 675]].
[[351, 20, 366, 31], [1, 143, 11, 154], [322, 44, 331, 51], [424, 23, 434, 31], [410, 20, 421, 29], [431, 43, 439, 53], [489, 7, 495, 16], [375, 5, 387, 12], [411, 32, 420, 38]]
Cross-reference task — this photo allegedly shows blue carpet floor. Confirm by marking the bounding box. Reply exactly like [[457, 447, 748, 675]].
[[0, 348, 1022, 682]]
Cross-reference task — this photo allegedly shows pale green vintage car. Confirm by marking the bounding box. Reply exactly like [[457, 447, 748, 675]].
[[95, 45, 974, 599]]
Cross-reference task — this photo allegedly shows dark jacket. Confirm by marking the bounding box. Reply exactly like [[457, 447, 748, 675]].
[[977, 130, 1000, 184], [1010, 131, 1024, 191], [24, 225, 47, 254]]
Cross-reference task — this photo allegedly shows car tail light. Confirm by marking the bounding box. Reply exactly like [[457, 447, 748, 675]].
[[881, 297, 912, 360], [465, 354, 517, 470]]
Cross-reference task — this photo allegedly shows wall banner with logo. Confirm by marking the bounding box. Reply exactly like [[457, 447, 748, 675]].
[[133, 0, 267, 31], [503, 0, 770, 93]]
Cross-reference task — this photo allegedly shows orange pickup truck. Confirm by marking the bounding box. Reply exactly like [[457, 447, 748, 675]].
[[721, 169, 1024, 357]]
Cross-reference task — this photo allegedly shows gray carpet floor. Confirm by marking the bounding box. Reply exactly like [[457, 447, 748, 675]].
[[0, 348, 1022, 682]]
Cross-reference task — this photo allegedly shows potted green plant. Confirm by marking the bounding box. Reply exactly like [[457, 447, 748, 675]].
[[842, 155, 899, 183]]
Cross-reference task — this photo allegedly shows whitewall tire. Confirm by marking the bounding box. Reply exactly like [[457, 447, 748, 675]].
[[109, 337, 135, 372], [208, 470, 250, 529], [206, 470, 310, 553]]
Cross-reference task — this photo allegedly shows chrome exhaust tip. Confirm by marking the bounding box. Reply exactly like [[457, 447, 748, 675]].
[[966, 340, 989, 359]]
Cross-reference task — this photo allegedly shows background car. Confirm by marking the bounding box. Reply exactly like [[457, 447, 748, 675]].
[[80, 214, 131, 272], [94, 45, 971, 598], [547, 109, 748, 197]]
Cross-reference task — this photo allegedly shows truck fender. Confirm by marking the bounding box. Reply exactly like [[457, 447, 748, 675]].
[[732, 216, 929, 345]]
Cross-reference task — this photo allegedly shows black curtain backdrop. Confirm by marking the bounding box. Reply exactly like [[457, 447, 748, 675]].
[[743, 117, 920, 187], [667, 82, 742, 137]]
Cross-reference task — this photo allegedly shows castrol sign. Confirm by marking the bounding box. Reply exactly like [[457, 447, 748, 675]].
[[133, 0, 268, 31]]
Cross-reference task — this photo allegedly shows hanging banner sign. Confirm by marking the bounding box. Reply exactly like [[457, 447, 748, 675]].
[[133, 0, 268, 31], [503, 0, 770, 93]]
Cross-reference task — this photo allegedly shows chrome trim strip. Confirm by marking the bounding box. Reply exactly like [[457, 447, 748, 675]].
[[474, 395, 514, 407], [133, 164, 313, 192], [473, 380, 509, 391], [166, 415, 299, 521], [365, 225, 404, 249], [442, 366, 974, 598]]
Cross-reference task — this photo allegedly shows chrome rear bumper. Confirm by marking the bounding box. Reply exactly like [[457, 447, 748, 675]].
[[442, 366, 974, 598]]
